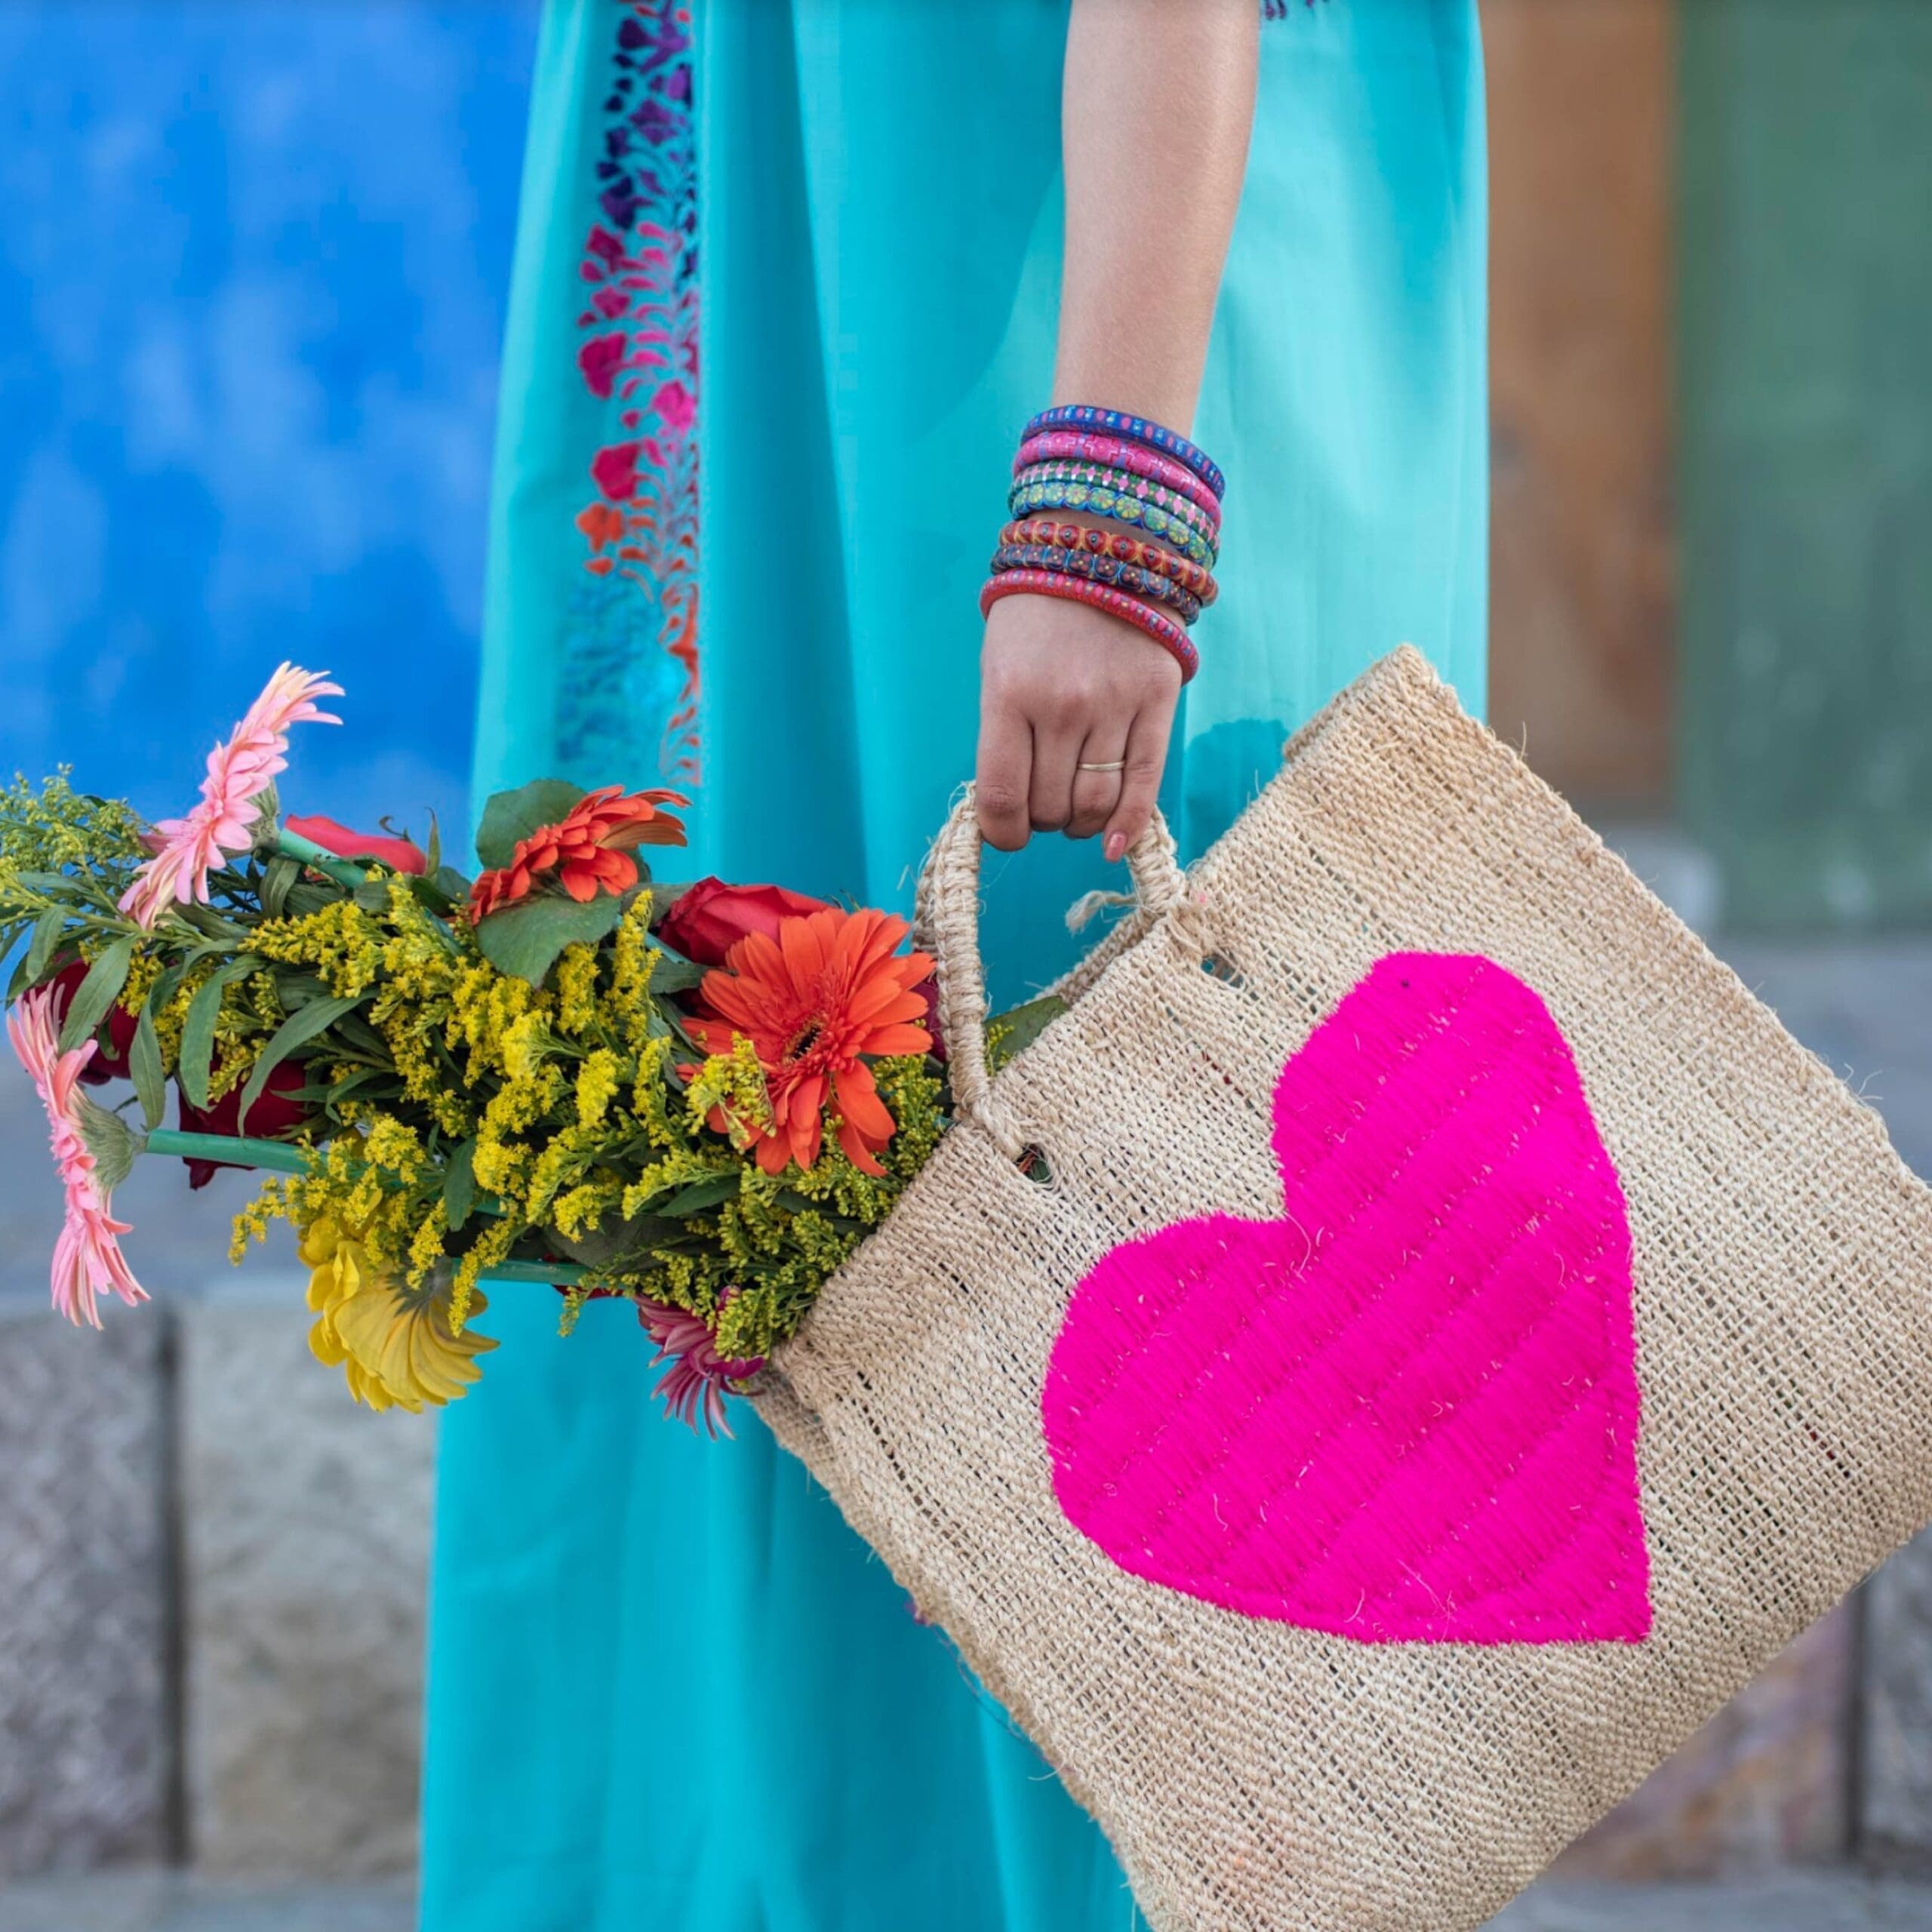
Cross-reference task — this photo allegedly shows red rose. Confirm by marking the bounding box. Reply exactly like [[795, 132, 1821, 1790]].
[[656, 878, 835, 968], [284, 814, 426, 875], [48, 957, 138, 1084], [177, 1059, 311, 1190]]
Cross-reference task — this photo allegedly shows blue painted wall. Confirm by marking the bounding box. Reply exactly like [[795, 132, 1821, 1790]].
[[0, 2, 537, 844]]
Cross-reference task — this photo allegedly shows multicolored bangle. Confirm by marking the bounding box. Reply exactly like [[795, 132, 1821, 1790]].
[[1009, 466, 1220, 568], [989, 540, 1205, 626], [1014, 432, 1222, 524], [1001, 518, 1217, 606], [1022, 405, 1226, 501], [980, 570, 1198, 681]]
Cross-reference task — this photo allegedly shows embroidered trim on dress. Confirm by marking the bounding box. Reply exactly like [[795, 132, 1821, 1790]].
[[560, 0, 700, 789]]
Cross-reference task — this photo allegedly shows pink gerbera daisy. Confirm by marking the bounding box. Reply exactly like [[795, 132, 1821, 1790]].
[[635, 1296, 764, 1437], [8, 985, 146, 1327], [119, 663, 343, 931]]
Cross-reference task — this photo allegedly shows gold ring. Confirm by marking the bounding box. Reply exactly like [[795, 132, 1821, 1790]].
[[1076, 760, 1126, 774]]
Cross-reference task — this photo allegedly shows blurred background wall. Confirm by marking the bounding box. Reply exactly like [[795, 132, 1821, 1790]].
[[3, 0, 1932, 1923], [0, 0, 528, 839], [0, 0, 534, 1900]]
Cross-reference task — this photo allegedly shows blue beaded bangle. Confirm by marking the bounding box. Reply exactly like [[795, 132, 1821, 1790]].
[[1008, 466, 1220, 570], [990, 540, 1204, 626], [1023, 404, 1226, 502]]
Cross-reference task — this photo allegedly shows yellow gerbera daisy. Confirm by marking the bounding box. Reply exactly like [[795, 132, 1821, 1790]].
[[300, 1217, 497, 1413]]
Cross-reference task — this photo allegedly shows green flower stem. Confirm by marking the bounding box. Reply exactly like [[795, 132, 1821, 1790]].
[[271, 827, 377, 891], [474, 1260, 589, 1286], [144, 1129, 313, 1175], [143, 1129, 582, 1287], [143, 1126, 519, 1215]]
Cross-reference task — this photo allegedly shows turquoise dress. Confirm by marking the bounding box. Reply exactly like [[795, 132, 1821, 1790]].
[[423, 4, 1487, 1927]]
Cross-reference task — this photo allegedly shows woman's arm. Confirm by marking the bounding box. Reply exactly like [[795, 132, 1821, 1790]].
[[975, 0, 1258, 861]]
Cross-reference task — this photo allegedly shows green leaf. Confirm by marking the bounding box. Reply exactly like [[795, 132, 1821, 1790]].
[[985, 992, 1069, 1073], [177, 958, 262, 1112], [23, 906, 67, 987], [430, 866, 472, 903], [553, 1211, 691, 1272], [443, 1137, 478, 1233], [423, 811, 442, 876], [657, 1171, 740, 1217], [173, 903, 248, 941], [474, 891, 624, 986], [263, 970, 326, 1007], [331, 1011, 392, 1062], [129, 998, 166, 1131], [57, 937, 137, 1054], [474, 778, 586, 871], [352, 878, 393, 912], [260, 855, 300, 918], [234, 992, 361, 1131], [400, 872, 457, 921], [282, 883, 337, 918], [285, 1066, 384, 1110], [145, 961, 184, 1015], [647, 946, 705, 995]]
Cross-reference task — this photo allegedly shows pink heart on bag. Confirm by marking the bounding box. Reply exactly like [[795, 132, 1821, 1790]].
[[1041, 952, 1651, 1644]]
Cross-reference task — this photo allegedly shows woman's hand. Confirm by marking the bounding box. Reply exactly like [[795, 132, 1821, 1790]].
[[970, 0, 1253, 863], [974, 592, 1181, 863]]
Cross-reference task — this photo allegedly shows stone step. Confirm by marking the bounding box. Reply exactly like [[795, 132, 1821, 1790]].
[[5, 1871, 1932, 1932], [0, 1869, 413, 1932]]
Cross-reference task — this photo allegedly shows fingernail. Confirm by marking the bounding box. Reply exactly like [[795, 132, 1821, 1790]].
[[1103, 832, 1126, 864]]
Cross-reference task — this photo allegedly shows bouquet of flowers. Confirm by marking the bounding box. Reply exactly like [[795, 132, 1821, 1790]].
[[2, 664, 1055, 1431]]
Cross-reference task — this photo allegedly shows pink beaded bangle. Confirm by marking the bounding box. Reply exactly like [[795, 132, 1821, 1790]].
[[980, 569, 1199, 682], [1014, 430, 1222, 525], [1023, 404, 1226, 500]]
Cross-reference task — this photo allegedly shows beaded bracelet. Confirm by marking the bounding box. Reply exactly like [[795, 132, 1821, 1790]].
[[1014, 432, 1222, 523], [989, 540, 1205, 626], [1002, 517, 1218, 605], [1009, 466, 1220, 569], [1011, 457, 1217, 534], [980, 569, 1199, 681], [1023, 404, 1226, 501]]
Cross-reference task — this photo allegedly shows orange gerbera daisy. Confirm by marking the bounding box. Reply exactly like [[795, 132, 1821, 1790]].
[[686, 906, 934, 1177], [470, 783, 688, 919]]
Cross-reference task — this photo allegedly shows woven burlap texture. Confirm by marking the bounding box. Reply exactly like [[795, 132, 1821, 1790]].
[[750, 644, 1932, 1932]]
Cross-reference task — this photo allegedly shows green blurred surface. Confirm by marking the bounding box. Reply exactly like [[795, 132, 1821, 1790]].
[[1678, 0, 1932, 928]]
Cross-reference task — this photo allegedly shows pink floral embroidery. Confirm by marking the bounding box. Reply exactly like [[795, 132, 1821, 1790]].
[[1042, 952, 1651, 1646], [565, 0, 700, 789]]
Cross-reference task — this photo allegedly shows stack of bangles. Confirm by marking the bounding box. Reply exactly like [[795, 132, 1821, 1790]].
[[983, 404, 1223, 681]]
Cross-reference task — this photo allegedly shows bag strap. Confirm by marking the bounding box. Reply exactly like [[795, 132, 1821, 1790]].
[[917, 785, 1191, 1158]]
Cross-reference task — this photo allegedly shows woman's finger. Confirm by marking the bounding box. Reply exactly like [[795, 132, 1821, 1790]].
[[974, 694, 1035, 851], [1100, 693, 1177, 863], [1028, 723, 1082, 833], [1066, 721, 1129, 840]]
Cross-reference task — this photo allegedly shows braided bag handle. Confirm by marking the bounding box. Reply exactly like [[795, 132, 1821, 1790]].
[[915, 785, 1193, 1158]]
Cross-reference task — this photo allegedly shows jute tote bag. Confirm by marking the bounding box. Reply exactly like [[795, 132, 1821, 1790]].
[[750, 644, 1932, 1932]]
